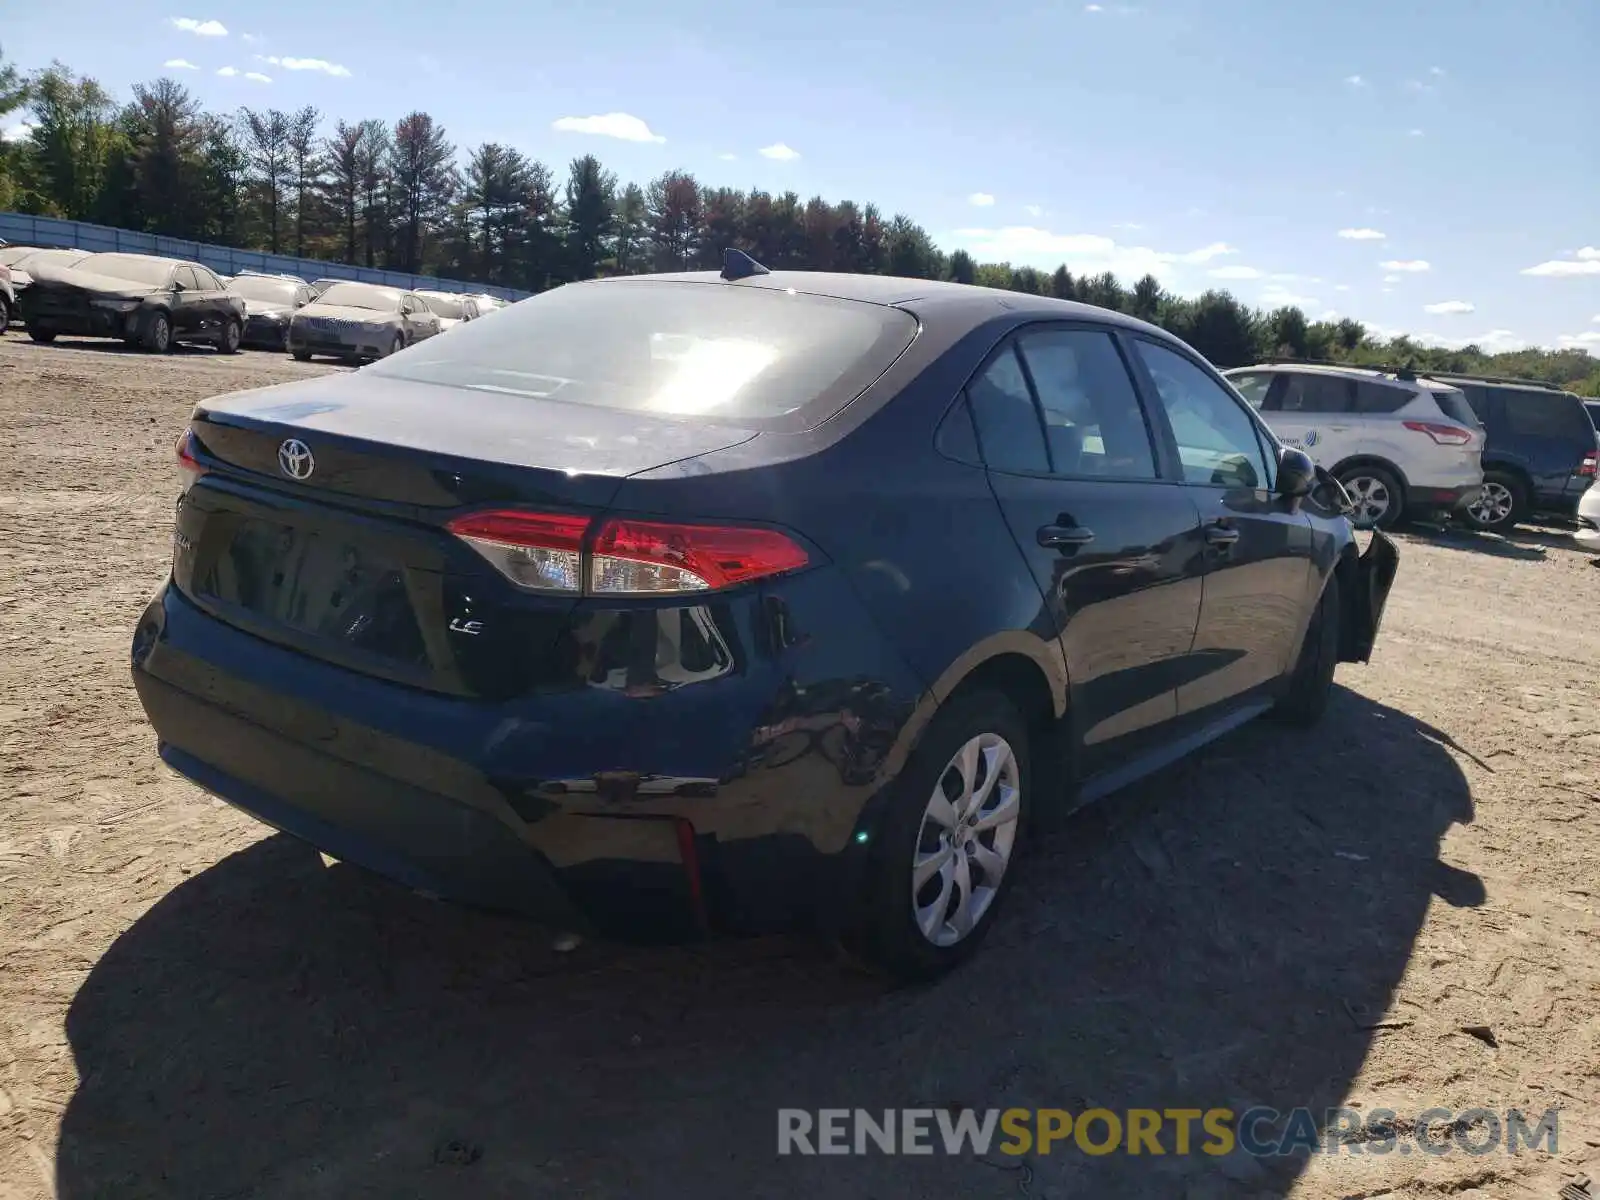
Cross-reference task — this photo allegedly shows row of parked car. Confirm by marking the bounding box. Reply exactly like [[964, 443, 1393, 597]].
[[1222, 359, 1600, 538], [0, 243, 506, 363]]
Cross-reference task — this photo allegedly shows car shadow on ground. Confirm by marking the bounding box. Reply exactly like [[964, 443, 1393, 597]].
[[56, 686, 1477, 1199], [1399, 522, 1555, 561]]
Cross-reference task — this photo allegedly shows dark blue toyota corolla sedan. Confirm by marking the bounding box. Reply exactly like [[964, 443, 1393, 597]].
[[131, 253, 1398, 980]]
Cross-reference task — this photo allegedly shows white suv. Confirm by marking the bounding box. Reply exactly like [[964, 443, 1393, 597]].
[[1222, 362, 1485, 529]]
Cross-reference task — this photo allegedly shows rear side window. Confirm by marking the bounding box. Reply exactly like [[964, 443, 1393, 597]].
[[1499, 389, 1591, 439], [1015, 328, 1156, 479], [967, 346, 1049, 473], [366, 279, 919, 427], [1354, 383, 1412, 414], [1278, 374, 1354, 414], [194, 267, 225, 291], [1429, 389, 1480, 428]]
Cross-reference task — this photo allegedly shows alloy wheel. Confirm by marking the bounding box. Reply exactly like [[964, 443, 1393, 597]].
[[1467, 481, 1514, 528], [911, 732, 1021, 947], [1343, 475, 1392, 529]]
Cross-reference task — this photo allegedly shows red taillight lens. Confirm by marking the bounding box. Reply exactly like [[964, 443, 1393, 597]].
[[590, 518, 809, 595], [444, 509, 811, 595], [176, 429, 206, 492], [1402, 420, 1474, 446], [1579, 451, 1598, 478], [446, 510, 589, 593]]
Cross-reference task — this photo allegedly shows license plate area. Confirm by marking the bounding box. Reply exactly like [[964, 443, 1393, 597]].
[[196, 516, 430, 668]]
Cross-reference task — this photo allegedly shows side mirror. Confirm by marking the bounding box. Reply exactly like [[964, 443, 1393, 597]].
[[171, 279, 185, 292], [1276, 446, 1316, 500]]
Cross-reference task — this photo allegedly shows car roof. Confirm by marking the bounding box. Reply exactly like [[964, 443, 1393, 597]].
[[1430, 374, 1577, 397], [591, 269, 1174, 336], [1228, 362, 1444, 388]]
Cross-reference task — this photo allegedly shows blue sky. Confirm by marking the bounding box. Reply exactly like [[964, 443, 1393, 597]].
[[5, 0, 1598, 352]]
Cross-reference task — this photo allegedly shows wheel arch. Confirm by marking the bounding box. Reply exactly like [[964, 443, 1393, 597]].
[[1328, 453, 1410, 493]]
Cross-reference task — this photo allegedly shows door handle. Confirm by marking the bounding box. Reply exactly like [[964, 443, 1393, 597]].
[[1205, 523, 1241, 547], [1037, 524, 1095, 549]]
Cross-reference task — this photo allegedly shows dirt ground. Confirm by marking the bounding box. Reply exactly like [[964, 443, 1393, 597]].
[[1, 333, 1598, 1200]]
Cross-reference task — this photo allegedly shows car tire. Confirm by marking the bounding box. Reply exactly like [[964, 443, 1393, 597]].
[[1335, 465, 1403, 530], [1464, 471, 1527, 534], [139, 311, 172, 354], [845, 689, 1030, 983], [1272, 571, 1339, 728], [291, 349, 312, 362], [0, 295, 10, 334], [388, 333, 404, 358], [219, 318, 242, 355], [281, 327, 293, 353], [28, 329, 56, 344]]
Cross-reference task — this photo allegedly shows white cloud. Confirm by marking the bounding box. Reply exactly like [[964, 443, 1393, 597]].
[[170, 17, 227, 35], [1024, 205, 1044, 218], [1084, 3, 1103, 9], [1380, 259, 1431, 272], [1261, 286, 1319, 308], [758, 142, 800, 161], [1, 119, 36, 143], [1408, 129, 1424, 137], [1383, 275, 1402, 284], [718, 153, 737, 161], [1522, 248, 1600, 277], [1557, 331, 1600, 349], [163, 58, 199, 70], [1111, 221, 1144, 231], [551, 113, 666, 143], [1593, 314, 1600, 323], [1208, 265, 1263, 280], [1424, 300, 1475, 315], [244, 71, 271, 83], [1344, 74, 1365, 87], [259, 55, 351, 77], [968, 192, 996, 207], [1338, 228, 1386, 240], [1429, 65, 1446, 76], [1405, 79, 1434, 93], [1334, 284, 1351, 292], [1316, 309, 1340, 321], [1271, 272, 1324, 283], [241, 32, 262, 43], [947, 226, 1235, 282], [216, 65, 238, 76], [1415, 329, 1524, 352]]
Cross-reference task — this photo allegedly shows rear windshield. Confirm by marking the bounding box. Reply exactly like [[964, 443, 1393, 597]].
[[316, 282, 402, 312], [365, 279, 920, 425], [1428, 388, 1479, 428], [229, 276, 299, 303], [81, 254, 177, 286], [419, 294, 465, 320]]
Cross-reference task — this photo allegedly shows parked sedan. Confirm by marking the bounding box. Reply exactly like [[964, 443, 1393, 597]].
[[413, 289, 481, 332], [288, 281, 441, 363], [19, 253, 245, 353], [0, 246, 93, 325], [133, 257, 1397, 979], [225, 274, 317, 350]]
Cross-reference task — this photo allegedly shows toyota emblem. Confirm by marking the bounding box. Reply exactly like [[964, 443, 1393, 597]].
[[278, 438, 315, 480]]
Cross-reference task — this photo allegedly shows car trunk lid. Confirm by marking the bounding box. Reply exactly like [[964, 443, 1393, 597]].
[[176, 375, 758, 698]]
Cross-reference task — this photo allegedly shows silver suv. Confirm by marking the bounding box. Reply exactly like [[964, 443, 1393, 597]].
[[1223, 361, 1485, 529]]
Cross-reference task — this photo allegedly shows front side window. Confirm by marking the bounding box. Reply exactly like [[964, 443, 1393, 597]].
[[1278, 373, 1353, 414], [194, 267, 225, 291], [173, 266, 200, 291], [1226, 372, 1274, 410], [1015, 328, 1156, 479], [1134, 339, 1273, 490]]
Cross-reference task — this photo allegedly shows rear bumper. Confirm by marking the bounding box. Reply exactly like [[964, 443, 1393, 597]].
[[1576, 487, 1600, 550], [130, 580, 905, 940]]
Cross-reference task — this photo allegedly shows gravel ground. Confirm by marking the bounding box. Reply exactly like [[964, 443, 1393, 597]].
[[1, 335, 1597, 1200]]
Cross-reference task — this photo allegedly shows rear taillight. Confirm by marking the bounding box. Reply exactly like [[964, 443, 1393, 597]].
[[1579, 451, 1598, 478], [445, 509, 811, 596], [1402, 420, 1474, 446], [176, 429, 206, 492], [446, 510, 588, 592]]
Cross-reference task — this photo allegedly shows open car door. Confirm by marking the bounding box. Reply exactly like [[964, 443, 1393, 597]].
[[1340, 530, 1399, 663]]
